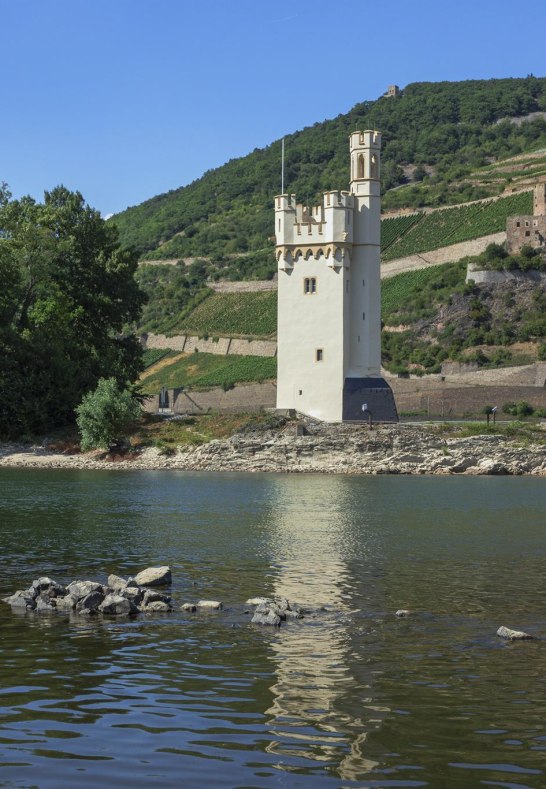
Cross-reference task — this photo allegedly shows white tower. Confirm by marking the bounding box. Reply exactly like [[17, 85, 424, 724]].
[[275, 131, 397, 422]]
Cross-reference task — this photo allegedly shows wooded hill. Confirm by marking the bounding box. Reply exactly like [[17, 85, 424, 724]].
[[112, 77, 546, 266]]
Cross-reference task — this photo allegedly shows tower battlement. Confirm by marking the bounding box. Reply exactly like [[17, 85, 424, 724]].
[[349, 129, 381, 151], [275, 191, 355, 250]]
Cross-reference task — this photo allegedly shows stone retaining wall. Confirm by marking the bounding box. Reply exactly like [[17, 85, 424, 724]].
[[142, 333, 277, 357], [210, 280, 277, 293], [144, 382, 277, 415], [381, 232, 506, 279], [391, 381, 545, 418]]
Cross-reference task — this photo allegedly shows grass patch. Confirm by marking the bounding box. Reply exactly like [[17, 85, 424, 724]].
[[140, 352, 277, 394], [133, 412, 284, 450], [432, 420, 546, 444]]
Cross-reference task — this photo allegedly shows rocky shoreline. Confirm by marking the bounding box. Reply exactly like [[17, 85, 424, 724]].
[[1, 423, 545, 475]]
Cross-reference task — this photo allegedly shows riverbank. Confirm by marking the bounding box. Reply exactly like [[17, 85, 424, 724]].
[[1, 423, 545, 475]]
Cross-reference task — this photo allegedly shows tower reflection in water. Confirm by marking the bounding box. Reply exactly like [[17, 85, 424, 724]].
[[261, 475, 389, 780]]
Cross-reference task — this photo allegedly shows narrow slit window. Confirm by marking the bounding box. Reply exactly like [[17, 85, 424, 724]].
[[316, 349, 323, 362], [304, 277, 317, 294], [362, 312, 365, 321], [346, 280, 349, 293]]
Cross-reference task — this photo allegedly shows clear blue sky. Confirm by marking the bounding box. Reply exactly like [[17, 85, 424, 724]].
[[2, 0, 545, 217]]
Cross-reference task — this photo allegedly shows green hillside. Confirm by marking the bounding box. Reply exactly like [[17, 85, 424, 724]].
[[140, 353, 276, 394], [382, 191, 532, 261], [112, 77, 546, 263]]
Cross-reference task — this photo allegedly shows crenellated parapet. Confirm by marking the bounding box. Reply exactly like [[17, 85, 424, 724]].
[[275, 190, 355, 268]]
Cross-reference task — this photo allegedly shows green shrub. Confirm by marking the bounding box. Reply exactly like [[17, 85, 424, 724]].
[[76, 378, 142, 451]]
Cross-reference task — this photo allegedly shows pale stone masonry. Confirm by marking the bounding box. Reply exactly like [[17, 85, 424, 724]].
[[275, 131, 397, 422]]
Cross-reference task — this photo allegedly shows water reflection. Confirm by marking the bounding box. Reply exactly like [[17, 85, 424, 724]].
[[263, 476, 386, 779]]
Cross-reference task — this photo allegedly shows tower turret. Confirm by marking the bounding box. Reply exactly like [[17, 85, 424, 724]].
[[350, 130, 381, 196]]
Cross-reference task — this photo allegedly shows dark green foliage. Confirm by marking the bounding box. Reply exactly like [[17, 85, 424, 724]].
[[142, 348, 175, 368], [502, 400, 535, 418], [135, 261, 210, 334], [470, 242, 546, 271], [0, 185, 145, 439], [111, 77, 546, 261], [381, 255, 546, 373], [381, 262, 468, 324], [76, 377, 142, 450]]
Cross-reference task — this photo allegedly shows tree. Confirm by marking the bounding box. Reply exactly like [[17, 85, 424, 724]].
[[0, 186, 146, 438], [76, 377, 141, 451]]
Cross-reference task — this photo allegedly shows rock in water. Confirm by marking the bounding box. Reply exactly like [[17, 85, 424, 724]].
[[251, 608, 282, 627], [395, 609, 411, 617], [246, 597, 273, 606], [98, 594, 134, 616], [67, 580, 103, 600], [197, 600, 223, 610], [3, 591, 36, 610], [107, 574, 128, 591], [134, 566, 172, 587], [142, 600, 171, 613], [497, 625, 534, 640], [180, 603, 197, 612]]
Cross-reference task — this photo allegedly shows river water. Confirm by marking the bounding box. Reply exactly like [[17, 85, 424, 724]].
[[1, 470, 546, 788]]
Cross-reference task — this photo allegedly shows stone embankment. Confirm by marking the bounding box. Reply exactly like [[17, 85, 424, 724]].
[[1, 424, 545, 475]]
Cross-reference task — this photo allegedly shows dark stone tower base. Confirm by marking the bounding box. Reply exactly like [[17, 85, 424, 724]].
[[342, 378, 398, 422]]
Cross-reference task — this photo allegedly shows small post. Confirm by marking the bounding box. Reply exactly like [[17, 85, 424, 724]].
[[362, 404, 373, 430]]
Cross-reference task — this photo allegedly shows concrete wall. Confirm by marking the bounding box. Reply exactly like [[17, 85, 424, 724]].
[[466, 266, 546, 285], [143, 381, 277, 415]]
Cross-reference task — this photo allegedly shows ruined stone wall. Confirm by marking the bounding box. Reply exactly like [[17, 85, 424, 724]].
[[506, 215, 546, 255]]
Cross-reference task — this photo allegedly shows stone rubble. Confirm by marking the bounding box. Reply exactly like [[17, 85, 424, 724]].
[[1, 568, 173, 617], [1, 424, 545, 475]]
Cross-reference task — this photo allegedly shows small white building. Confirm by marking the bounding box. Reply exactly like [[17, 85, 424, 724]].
[[275, 130, 398, 422]]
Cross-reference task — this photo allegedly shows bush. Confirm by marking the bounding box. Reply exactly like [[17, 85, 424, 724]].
[[502, 400, 534, 418], [76, 378, 142, 451]]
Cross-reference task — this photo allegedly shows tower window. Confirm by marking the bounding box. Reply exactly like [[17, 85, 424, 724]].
[[362, 312, 365, 321], [362, 279, 365, 287], [316, 349, 323, 362], [304, 277, 317, 294], [358, 154, 365, 179], [346, 280, 349, 293]]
